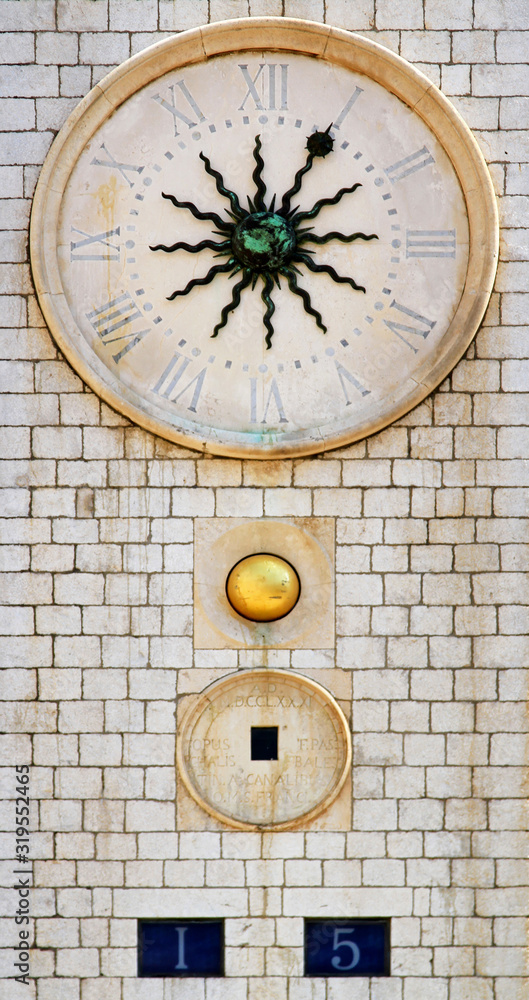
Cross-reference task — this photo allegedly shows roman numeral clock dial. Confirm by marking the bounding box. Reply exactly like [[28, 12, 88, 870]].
[[31, 19, 497, 458]]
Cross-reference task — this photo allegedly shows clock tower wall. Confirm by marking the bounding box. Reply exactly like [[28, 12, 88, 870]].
[[0, 2, 527, 999]]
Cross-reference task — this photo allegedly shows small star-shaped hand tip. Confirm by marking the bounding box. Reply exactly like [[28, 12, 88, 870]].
[[306, 125, 334, 158]]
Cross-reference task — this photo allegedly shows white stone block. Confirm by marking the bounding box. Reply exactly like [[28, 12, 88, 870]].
[[56, 833, 94, 860], [399, 799, 444, 830], [205, 981, 247, 1000], [283, 887, 412, 916], [206, 859, 245, 887], [122, 982, 164, 1000], [246, 860, 284, 886], [248, 979, 287, 1000], [36, 917, 80, 949], [289, 979, 327, 1000], [403, 980, 446, 1000], [96, 833, 137, 861], [137, 833, 179, 859], [125, 800, 174, 832], [323, 860, 362, 887], [225, 918, 275, 946], [113, 888, 248, 918], [221, 833, 261, 859], [179, 832, 221, 859], [329, 981, 370, 1000], [37, 980, 79, 1000], [284, 860, 322, 886]]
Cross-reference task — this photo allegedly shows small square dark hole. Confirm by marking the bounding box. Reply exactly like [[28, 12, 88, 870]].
[[251, 726, 278, 760]]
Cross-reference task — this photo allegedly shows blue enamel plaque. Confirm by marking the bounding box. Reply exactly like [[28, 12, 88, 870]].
[[304, 919, 390, 977], [138, 919, 224, 977]]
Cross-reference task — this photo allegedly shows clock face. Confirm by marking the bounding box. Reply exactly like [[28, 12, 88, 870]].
[[31, 19, 497, 457]]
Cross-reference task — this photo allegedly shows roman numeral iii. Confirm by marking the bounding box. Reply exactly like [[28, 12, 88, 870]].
[[406, 230, 456, 258]]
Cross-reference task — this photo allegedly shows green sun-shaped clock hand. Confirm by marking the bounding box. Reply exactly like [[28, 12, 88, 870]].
[[150, 125, 378, 349]]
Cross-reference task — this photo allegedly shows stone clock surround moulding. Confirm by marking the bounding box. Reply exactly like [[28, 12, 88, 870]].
[[30, 16, 499, 458]]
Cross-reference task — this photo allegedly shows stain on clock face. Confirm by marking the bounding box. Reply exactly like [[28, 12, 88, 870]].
[[38, 36, 480, 456]]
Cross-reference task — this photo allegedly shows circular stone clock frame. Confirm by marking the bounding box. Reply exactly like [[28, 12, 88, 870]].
[[30, 17, 498, 458]]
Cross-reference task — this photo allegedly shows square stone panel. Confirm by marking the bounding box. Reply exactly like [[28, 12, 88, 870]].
[[193, 518, 335, 649]]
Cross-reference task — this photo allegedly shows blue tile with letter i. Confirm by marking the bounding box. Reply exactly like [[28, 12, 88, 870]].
[[138, 919, 224, 977]]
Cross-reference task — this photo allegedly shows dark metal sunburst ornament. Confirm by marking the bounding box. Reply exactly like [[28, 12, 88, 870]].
[[150, 125, 378, 349]]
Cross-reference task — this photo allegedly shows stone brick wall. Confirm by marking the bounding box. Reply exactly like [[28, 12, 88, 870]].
[[1, 2, 528, 999]]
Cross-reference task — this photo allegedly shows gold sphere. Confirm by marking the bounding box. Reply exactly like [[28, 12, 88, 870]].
[[226, 553, 301, 622]]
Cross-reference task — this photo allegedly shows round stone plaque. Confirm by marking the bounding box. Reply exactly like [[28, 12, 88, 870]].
[[177, 669, 351, 830]]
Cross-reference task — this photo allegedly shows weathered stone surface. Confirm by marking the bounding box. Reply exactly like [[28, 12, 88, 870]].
[[178, 670, 351, 829]]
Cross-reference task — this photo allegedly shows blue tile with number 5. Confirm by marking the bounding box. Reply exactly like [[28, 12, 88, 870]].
[[304, 919, 390, 977]]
